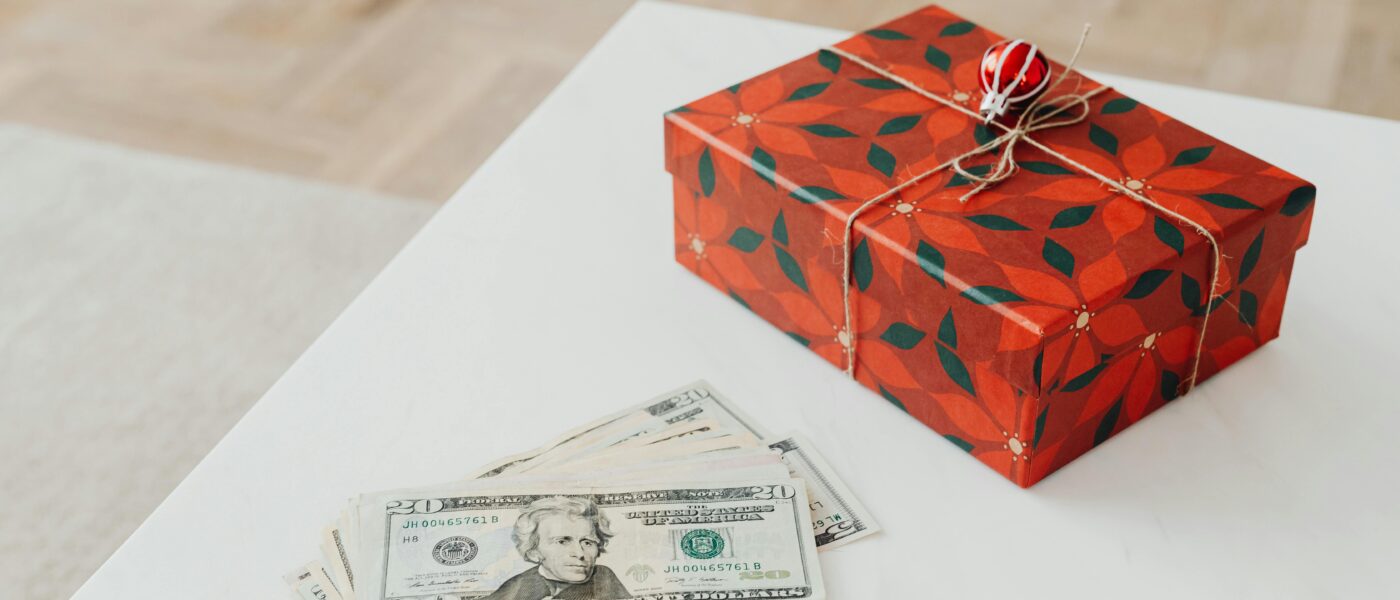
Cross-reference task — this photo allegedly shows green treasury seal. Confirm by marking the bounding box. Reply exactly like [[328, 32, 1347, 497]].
[[679, 529, 725, 560]]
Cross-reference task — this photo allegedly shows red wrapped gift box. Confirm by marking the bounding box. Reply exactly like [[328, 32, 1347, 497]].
[[662, 5, 1316, 487]]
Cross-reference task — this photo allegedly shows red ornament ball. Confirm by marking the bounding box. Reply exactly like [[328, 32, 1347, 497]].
[[978, 39, 1051, 119]]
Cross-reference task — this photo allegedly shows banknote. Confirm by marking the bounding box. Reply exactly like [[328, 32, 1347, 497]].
[[609, 418, 728, 449], [321, 522, 356, 595], [321, 451, 792, 599], [352, 478, 825, 600], [534, 431, 763, 475], [767, 432, 882, 550], [284, 561, 343, 600], [545, 431, 881, 550], [467, 380, 771, 479], [298, 382, 878, 599]]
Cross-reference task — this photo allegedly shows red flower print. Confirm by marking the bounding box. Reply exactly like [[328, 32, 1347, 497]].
[[851, 182, 1001, 289], [673, 181, 761, 292], [771, 256, 923, 391], [1076, 324, 1196, 425], [852, 64, 984, 142], [670, 73, 843, 191], [928, 362, 1034, 480], [993, 251, 1149, 387], [1034, 136, 1229, 245], [838, 22, 989, 113]]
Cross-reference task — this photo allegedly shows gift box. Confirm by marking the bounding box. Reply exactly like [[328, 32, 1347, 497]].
[[662, 5, 1316, 487]]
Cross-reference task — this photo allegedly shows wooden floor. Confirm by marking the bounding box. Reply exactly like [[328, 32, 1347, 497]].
[[0, 0, 1393, 202]]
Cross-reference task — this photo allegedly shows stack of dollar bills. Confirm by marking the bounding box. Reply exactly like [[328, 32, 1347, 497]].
[[285, 381, 879, 600]]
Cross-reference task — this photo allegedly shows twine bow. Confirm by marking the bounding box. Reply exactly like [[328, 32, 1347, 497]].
[[824, 24, 1223, 396], [950, 89, 1099, 202]]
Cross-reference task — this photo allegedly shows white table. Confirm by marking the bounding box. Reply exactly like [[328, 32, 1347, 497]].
[[76, 3, 1400, 598]]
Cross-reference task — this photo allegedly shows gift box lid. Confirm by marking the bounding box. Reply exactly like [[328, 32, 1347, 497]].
[[663, 5, 1316, 396]]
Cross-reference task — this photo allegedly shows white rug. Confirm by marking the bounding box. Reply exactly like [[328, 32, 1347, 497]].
[[0, 125, 438, 598]]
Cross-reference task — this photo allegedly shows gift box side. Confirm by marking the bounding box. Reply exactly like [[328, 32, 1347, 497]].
[[1026, 176, 1316, 397], [1005, 186, 1313, 486], [1018, 248, 1300, 486], [667, 168, 1048, 488]]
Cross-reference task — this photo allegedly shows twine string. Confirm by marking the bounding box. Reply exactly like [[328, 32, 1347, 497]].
[[827, 24, 1220, 394]]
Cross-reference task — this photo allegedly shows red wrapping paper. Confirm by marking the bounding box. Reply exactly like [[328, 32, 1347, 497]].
[[662, 5, 1316, 487]]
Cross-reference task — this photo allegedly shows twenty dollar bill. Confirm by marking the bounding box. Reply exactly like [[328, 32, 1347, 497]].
[[767, 432, 881, 550], [353, 478, 825, 600]]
